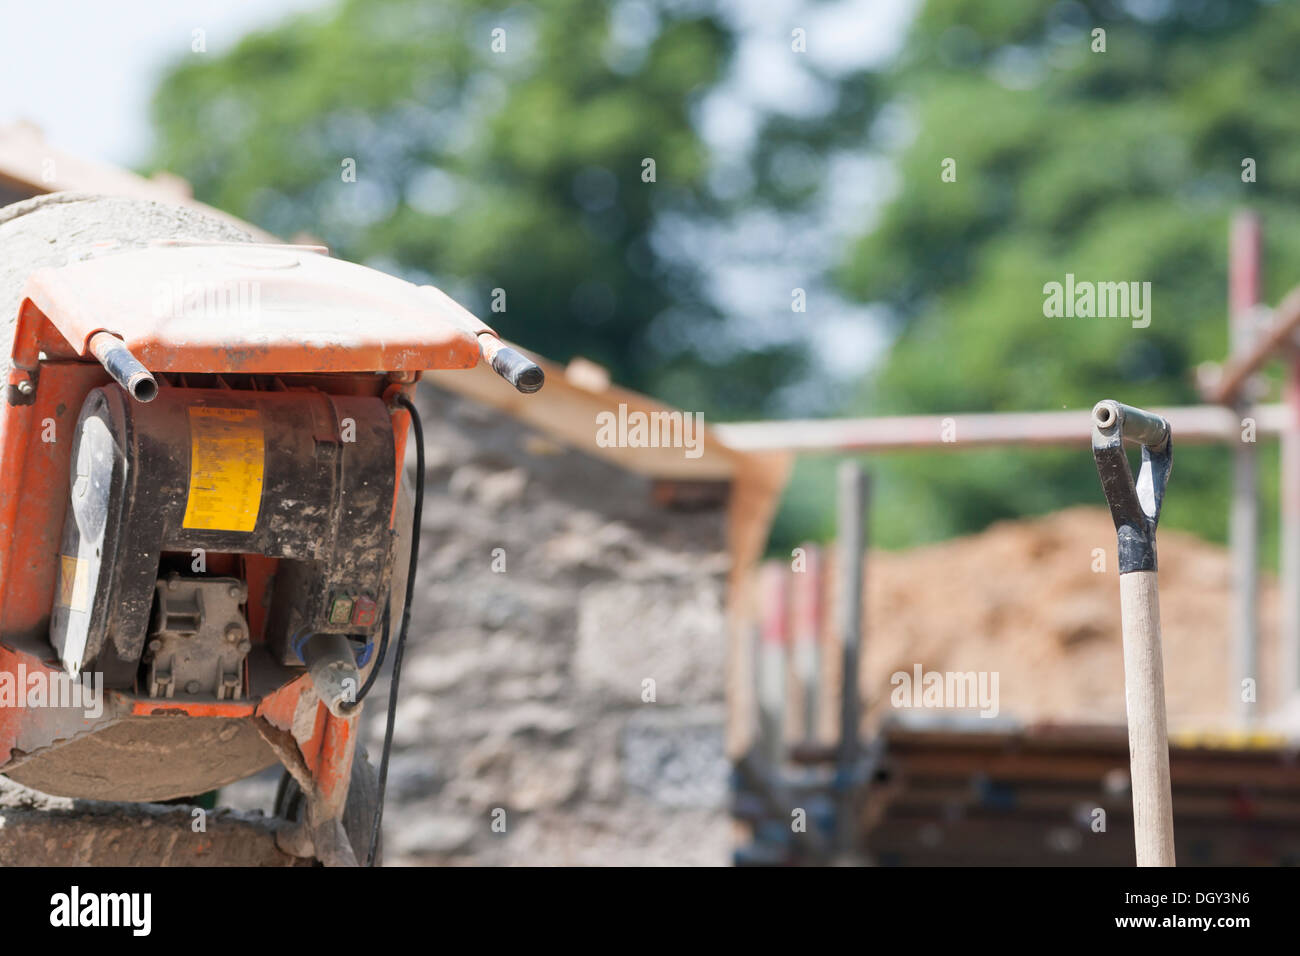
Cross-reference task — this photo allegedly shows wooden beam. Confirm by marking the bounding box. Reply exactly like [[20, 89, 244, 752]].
[[0, 122, 276, 241], [1206, 284, 1300, 405], [426, 355, 741, 481]]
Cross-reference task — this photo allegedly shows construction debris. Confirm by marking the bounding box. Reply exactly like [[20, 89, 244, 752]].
[[0, 777, 302, 866], [856, 507, 1284, 731]]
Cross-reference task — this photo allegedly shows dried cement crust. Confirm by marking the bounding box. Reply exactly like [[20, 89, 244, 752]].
[[0, 192, 253, 383]]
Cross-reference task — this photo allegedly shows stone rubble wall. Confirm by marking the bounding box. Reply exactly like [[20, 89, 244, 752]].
[[365, 385, 733, 865]]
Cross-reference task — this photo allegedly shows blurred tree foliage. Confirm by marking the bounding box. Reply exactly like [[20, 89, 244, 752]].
[[150, 0, 1293, 557], [822, 0, 1300, 557], [148, 0, 876, 416]]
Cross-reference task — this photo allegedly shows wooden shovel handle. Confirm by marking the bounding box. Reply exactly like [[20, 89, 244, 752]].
[[1119, 569, 1176, 866]]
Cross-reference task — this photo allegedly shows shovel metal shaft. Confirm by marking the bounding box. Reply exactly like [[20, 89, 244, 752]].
[[1119, 570, 1176, 866]]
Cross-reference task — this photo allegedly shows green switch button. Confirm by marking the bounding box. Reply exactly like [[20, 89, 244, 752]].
[[328, 595, 354, 625]]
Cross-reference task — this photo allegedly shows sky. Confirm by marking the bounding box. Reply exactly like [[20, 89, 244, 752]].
[[702, 0, 919, 402], [0, 0, 334, 166], [0, 0, 914, 166]]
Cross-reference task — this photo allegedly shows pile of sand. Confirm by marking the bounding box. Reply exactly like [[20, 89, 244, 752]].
[[857, 507, 1282, 731]]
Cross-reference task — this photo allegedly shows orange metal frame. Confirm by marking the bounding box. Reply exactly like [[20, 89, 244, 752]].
[[0, 241, 479, 816]]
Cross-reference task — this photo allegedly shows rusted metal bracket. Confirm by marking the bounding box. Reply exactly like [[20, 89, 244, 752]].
[[253, 714, 360, 867]]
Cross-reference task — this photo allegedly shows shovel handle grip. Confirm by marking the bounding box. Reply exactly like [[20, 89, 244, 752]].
[[1093, 399, 1173, 575], [1092, 400, 1169, 452]]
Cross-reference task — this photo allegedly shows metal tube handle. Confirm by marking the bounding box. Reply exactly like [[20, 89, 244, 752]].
[[89, 332, 158, 403], [298, 632, 361, 718], [477, 332, 544, 394]]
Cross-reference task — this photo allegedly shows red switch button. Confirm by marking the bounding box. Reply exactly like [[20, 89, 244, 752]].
[[352, 595, 377, 627]]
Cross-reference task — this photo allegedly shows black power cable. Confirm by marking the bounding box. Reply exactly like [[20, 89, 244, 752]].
[[367, 392, 423, 867], [354, 605, 390, 704]]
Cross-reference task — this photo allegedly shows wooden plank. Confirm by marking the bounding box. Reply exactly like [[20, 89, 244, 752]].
[[866, 816, 1298, 866], [789, 543, 823, 744], [0, 122, 276, 241], [881, 784, 1300, 822], [724, 450, 793, 759], [756, 560, 789, 767], [1207, 284, 1300, 405], [427, 357, 740, 480]]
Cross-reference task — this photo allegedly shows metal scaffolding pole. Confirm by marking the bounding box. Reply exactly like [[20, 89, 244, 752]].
[[715, 404, 1288, 454], [1230, 212, 1261, 725], [1286, 368, 1300, 702], [835, 463, 868, 856]]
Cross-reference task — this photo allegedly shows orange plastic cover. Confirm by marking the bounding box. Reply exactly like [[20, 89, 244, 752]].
[[19, 242, 493, 374]]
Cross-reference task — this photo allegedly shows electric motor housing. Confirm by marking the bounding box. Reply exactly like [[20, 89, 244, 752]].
[[49, 384, 398, 687]]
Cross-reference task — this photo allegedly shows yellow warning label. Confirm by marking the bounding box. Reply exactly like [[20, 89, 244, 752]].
[[57, 555, 90, 612], [182, 407, 265, 533]]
